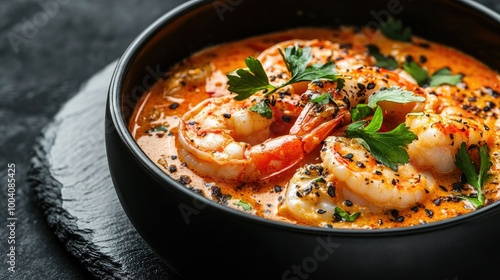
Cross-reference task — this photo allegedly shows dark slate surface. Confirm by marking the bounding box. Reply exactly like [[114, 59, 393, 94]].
[[0, 0, 498, 279], [29, 62, 180, 279], [0, 1, 186, 279]]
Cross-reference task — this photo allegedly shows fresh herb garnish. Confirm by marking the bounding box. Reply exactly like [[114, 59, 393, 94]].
[[235, 200, 253, 211], [403, 61, 429, 87], [334, 207, 360, 222], [403, 62, 463, 88], [227, 45, 343, 118], [146, 125, 169, 133], [346, 107, 417, 170], [313, 177, 327, 183], [380, 17, 412, 42], [249, 100, 273, 119], [310, 93, 332, 105], [351, 87, 425, 121], [455, 143, 492, 208], [367, 45, 398, 70], [227, 56, 275, 100], [429, 67, 463, 87]]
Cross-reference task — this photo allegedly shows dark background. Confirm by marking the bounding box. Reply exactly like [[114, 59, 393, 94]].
[[0, 0, 498, 279]]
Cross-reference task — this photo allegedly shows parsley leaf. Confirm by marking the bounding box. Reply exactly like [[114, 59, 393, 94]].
[[280, 46, 342, 85], [235, 200, 253, 211], [310, 93, 331, 105], [346, 107, 417, 170], [403, 61, 429, 87], [334, 207, 360, 222], [455, 143, 492, 208], [249, 100, 273, 119], [380, 17, 412, 42], [146, 125, 168, 133], [367, 45, 398, 70], [351, 104, 375, 122], [227, 45, 342, 101], [227, 56, 276, 101], [351, 87, 425, 121], [367, 87, 425, 108], [429, 67, 463, 87]]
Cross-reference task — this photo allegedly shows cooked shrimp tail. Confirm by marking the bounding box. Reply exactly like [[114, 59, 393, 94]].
[[178, 96, 342, 182]]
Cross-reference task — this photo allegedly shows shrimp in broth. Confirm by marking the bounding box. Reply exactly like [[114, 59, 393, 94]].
[[129, 27, 500, 229]]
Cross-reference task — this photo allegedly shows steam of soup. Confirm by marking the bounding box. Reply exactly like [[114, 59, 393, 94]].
[[129, 24, 500, 229]]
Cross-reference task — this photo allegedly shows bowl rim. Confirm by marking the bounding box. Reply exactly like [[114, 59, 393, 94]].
[[108, 0, 500, 237]]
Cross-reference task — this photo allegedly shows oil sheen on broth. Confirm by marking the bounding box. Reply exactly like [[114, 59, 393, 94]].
[[129, 27, 500, 229]]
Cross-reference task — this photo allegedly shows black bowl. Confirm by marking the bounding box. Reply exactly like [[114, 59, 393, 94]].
[[106, 1, 500, 279]]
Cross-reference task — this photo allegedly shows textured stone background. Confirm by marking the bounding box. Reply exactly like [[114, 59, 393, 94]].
[[0, 0, 498, 279]]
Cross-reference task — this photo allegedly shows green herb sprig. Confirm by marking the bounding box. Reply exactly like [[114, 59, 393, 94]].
[[403, 61, 463, 87], [227, 45, 343, 118], [380, 17, 412, 42], [346, 107, 417, 171], [351, 87, 425, 122], [235, 200, 253, 211], [455, 143, 492, 208], [367, 45, 398, 70], [334, 207, 360, 222]]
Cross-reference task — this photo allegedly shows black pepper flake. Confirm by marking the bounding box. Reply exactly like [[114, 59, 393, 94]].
[[282, 115, 291, 123], [169, 102, 180, 109], [425, 209, 434, 218], [211, 186, 230, 205], [452, 182, 465, 192], [222, 113, 231, 118], [345, 200, 353, 207], [317, 209, 327, 214], [405, 55, 413, 63], [419, 55, 427, 64], [439, 185, 448, 192], [367, 82, 376, 90], [178, 175, 191, 185], [391, 178, 397, 185], [303, 185, 313, 196], [433, 198, 442, 206], [171, 155, 178, 160], [374, 170, 382, 175], [274, 185, 282, 193], [391, 209, 399, 219], [396, 216, 405, 222], [327, 183, 336, 198], [357, 83, 366, 91], [343, 153, 354, 160], [296, 191, 303, 198], [356, 161, 366, 168], [333, 213, 342, 222], [411, 206, 419, 212], [168, 165, 177, 173]]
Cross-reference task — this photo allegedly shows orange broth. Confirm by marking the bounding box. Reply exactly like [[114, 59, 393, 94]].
[[129, 27, 500, 229]]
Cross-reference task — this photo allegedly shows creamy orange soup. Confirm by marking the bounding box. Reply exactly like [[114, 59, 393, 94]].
[[129, 27, 500, 229]]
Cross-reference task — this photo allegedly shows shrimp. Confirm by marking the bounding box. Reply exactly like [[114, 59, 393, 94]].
[[178, 64, 427, 182], [278, 163, 342, 226], [405, 112, 494, 174], [177, 95, 343, 182], [279, 135, 437, 224], [321, 136, 437, 211], [290, 66, 427, 136]]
